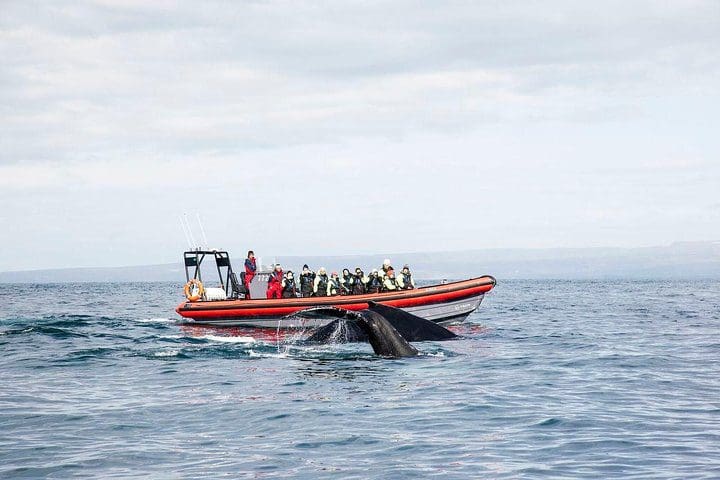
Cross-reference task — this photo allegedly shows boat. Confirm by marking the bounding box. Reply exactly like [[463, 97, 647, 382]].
[[175, 249, 496, 328]]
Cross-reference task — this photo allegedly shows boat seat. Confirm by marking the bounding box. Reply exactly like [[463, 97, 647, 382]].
[[229, 272, 247, 298]]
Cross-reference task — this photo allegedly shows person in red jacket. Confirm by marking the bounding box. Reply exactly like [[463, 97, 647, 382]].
[[244, 250, 257, 290], [266, 264, 283, 299]]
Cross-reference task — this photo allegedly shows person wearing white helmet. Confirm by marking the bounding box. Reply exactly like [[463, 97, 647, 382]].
[[379, 258, 393, 279], [313, 267, 329, 296]]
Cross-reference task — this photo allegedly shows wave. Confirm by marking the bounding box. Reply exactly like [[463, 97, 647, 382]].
[[154, 349, 181, 357], [248, 349, 289, 359], [0, 325, 88, 339], [201, 335, 256, 344], [135, 317, 177, 324]]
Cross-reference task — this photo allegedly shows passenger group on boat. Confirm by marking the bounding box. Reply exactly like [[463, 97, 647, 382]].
[[243, 250, 416, 299], [178, 248, 494, 326]]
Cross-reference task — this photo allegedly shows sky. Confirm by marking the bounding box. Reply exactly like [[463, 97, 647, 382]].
[[1, 0, 719, 271]]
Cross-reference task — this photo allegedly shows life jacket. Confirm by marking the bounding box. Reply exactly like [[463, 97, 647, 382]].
[[300, 272, 314, 289], [268, 270, 283, 285], [328, 277, 340, 295], [315, 274, 328, 295], [341, 274, 354, 294], [367, 275, 382, 290], [283, 277, 297, 294], [401, 272, 414, 289], [384, 276, 400, 291], [352, 274, 366, 294], [245, 258, 257, 274]]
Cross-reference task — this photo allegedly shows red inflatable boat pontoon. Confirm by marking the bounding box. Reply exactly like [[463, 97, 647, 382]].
[[175, 250, 496, 328]]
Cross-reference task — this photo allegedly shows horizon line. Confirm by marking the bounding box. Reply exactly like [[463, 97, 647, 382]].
[[2, 239, 719, 274]]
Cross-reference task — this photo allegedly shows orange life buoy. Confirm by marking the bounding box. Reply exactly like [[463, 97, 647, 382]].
[[183, 279, 204, 301]]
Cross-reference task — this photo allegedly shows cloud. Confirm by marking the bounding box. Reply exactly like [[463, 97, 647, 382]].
[[1, 0, 718, 166], [0, 1, 719, 269]]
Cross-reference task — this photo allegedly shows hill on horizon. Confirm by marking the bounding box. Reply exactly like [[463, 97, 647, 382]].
[[1, 241, 718, 283]]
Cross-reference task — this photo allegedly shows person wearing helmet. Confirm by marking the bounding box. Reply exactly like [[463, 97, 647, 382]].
[[352, 267, 366, 295], [299, 264, 315, 298], [398, 264, 416, 290], [281, 270, 298, 298], [313, 267, 329, 297], [328, 272, 341, 296], [340, 268, 354, 295], [366, 269, 382, 294], [266, 263, 283, 299], [382, 267, 401, 291], [379, 258, 393, 279]]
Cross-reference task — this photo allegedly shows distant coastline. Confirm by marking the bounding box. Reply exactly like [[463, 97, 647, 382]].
[[1, 241, 718, 283]]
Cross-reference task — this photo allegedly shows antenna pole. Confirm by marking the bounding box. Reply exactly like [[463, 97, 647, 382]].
[[183, 213, 197, 249], [179, 215, 192, 249], [196, 213, 209, 249]]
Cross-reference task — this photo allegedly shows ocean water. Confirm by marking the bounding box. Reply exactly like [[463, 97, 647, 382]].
[[1, 280, 719, 479]]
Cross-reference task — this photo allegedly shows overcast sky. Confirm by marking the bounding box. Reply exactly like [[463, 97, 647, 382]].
[[1, 0, 719, 271]]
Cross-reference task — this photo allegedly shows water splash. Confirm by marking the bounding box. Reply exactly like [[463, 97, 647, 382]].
[[327, 319, 352, 344], [202, 335, 255, 344]]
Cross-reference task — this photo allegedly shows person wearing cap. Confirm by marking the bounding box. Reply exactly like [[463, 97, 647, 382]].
[[398, 264, 416, 290], [313, 267, 329, 297], [266, 264, 283, 299], [352, 267, 367, 295], [366, 269, 382, 294], [379, 258, 393, 279], [244, 250, 257, 291], [328, 272, 341, 296], [340, 268, 354, 295], [382, 267, 401, 291], [281, 271, 298, 298], [299, 264, 315, 298]]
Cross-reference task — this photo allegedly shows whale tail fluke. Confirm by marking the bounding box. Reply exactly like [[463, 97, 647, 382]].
[[366, 302, 457, 341], [355, 310, 419, 357], [305, 318, 368, 343], [294, 303, 456, 357]]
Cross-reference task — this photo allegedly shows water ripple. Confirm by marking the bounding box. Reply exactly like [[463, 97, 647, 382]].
[[1, 280, 719, 478]]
